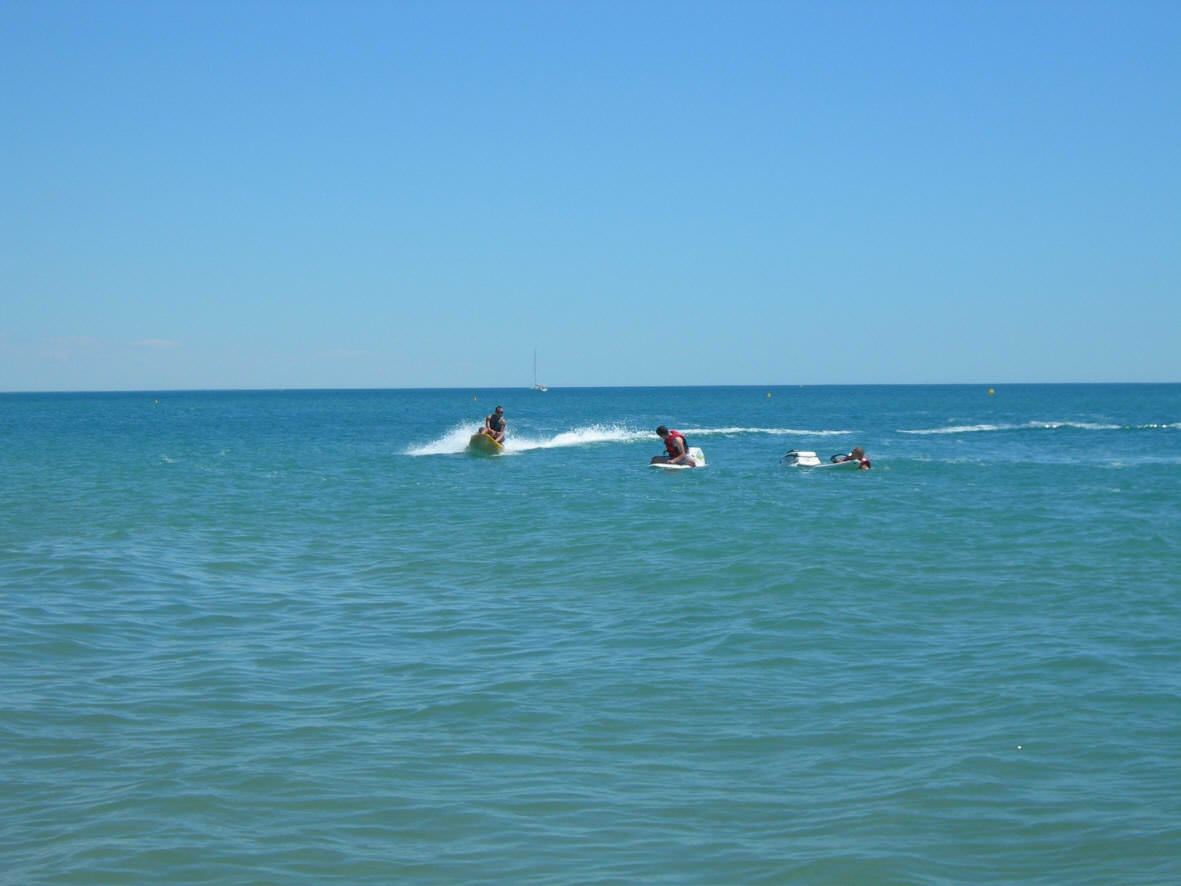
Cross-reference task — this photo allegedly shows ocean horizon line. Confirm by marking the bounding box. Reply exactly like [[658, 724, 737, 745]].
[[2, 381, 1179, 396]]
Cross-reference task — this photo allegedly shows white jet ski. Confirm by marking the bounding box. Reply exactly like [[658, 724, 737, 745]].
[[651, 446, 707, 470], [781, 449, 861, 469]]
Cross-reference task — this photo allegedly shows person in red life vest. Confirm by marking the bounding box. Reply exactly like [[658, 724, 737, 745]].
[[834, 446, 871, 469], [650, 425, 697, 467]]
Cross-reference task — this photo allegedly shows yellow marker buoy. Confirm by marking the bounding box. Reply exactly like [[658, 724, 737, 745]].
[[766, 392, 772, 398], [988, 388, 995, 396]]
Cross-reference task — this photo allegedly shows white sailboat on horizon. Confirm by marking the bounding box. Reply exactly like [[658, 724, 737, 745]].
[[531, 349, 547, 391]]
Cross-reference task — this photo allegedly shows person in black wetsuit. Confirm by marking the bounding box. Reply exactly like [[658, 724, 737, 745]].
[[481, 405, 506, 443]]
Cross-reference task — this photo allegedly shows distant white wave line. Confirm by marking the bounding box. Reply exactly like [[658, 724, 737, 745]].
[[406, 423, 852, 455], [900, 420, 1123, 435]]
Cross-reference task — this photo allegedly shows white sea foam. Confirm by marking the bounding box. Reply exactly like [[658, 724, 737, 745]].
[[405, 422, 479, 456]]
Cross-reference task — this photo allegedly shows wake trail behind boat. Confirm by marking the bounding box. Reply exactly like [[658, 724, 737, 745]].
[[407, 424, 852, 456], [407, 423, 649, 456]]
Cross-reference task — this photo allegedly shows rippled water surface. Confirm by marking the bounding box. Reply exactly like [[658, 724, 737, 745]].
[[3, 385, 1179, 884]]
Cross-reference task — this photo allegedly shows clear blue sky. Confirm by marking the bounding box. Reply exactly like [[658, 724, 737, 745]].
[[3, 0, 1178, 391]]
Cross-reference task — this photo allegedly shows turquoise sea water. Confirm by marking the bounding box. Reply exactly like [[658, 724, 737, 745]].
[[3, 384, 1179, 884]]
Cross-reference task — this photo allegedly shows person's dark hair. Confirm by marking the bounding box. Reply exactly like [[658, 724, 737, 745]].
[[656, 426, 668, 435]]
